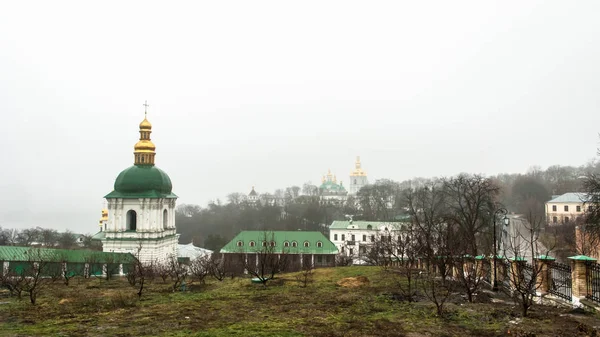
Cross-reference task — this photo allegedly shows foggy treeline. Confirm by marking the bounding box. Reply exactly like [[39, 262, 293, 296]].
[[176, 160, 600, 251]]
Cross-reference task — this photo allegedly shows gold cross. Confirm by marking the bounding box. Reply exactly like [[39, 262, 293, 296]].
[[143, 100, 150, 116]]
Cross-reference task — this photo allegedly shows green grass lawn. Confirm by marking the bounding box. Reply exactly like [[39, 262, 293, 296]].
[[0, 266, 598, 336]]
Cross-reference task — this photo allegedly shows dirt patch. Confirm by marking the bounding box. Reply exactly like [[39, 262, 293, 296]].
[[337, 276, 370, 288], [58, 298, 71, 305]]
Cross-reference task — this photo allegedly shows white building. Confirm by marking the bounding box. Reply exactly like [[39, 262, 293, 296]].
[[329, 220, 407, 265], [545, 192, 590, 225], [248, 186, 259, 203], [349, 156, 368, 195], [178, 243, 213, 262], [97, 109, 179, 264]]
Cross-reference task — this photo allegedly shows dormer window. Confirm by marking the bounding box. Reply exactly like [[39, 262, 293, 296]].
[[284, 241, 290, 247], [236, 241, 243, 247], [304, 241, 310, 247], [249, 241, 256, 247], [317, 241, 323, 248], [367, 225, 372, 230], [292, 241, 298, 247]]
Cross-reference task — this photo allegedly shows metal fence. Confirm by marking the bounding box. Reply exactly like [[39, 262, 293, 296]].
[[549, 262, 572, 301], [586, 262, 600, 303]]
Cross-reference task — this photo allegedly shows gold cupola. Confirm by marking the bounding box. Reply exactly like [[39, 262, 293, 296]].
[[350, 156, 366, 176], [134, 102, 156, 165]]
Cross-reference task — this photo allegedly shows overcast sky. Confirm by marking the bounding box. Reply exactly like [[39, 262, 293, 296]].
[[1, 1, 599, 232]]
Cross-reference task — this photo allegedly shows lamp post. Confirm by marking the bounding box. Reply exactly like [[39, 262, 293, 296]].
[[492, 208, 508, 291]]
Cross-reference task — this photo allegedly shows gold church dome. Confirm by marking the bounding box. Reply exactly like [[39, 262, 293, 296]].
[[139, 118, 152, 130]]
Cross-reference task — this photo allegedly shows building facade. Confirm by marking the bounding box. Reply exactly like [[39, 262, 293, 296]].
[[545, 193, 590, 225], [99, 110, 179, 264], [220, 231, 338, 274], [349, 156, 368, 195], [329, 220, 407, 265]]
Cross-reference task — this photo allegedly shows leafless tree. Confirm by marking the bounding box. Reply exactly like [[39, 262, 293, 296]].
[[155, 261, 171, 283], [295, 262, 314, 288], [443, 174, 499, 256], [208, 254, 227, 281], [167, 255, 188, 292], [20, 248, 53, 305], [243, 231, 289, 286], [501, 204, 555, 317], [189, 255, 211, 285]]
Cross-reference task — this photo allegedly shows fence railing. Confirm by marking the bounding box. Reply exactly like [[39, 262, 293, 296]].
[[549, 262, 572, 301], [586, 262, 600, 303]]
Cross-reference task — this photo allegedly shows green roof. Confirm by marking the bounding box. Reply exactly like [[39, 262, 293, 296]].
[[0, 246, 135, 264], [319, 180, 347, 193], [105, 165, 177, 199], [568, 255, 597, 261], [220, 231, 338, 254], [329, 221, 406, 230]]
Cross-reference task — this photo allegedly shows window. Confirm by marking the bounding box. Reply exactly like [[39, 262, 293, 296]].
[[163, 209, 168, 229], [349, 248, 353, 255], [564, 205, 569, 212], [384, 227, 388, 231], [577, 205, 581, 212], [334, 234, 338, 241], [552, 205, 557, 212], [270, 241, 276, 247], [354, 179, 357, 184], [303, 241, 310, 247], [284, 241, 290, 247], [341, 234, 345, 241], [317, 241, 323, 248], [371, 235, 375, 242], [553, 216, 558, 223], [367, 225, 372, 230], [565, 217, 570, 223], [292, 241, 298, 247], [362, 235, 366, 242], [126, 210, 137, 231], [262, 241, 267, 247], [341, 246, 345, 253], [351, 234, 355, 241], [397, 235, 402, 242], [249, 241, 256, 247], [236, 241, 243, 247], [317, 255, 322, 263]]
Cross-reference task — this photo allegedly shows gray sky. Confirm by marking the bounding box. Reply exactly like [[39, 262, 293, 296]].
[[1, 1, 599, 232]]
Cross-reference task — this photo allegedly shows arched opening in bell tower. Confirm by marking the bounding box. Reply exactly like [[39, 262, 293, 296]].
[[163, 209, 168, 229], [126, 210, 137, 231]]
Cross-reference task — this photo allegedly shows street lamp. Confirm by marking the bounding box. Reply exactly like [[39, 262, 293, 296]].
[[492, 208, 508, 291]]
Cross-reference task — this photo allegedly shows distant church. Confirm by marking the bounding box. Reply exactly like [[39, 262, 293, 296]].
[[96, 105, 179, 264], [349, 156, 368, 195]]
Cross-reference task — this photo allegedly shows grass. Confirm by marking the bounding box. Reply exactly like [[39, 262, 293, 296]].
[[0, 266, 599, 336]]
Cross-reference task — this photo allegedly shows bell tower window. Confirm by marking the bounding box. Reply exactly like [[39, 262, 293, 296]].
[[126, 210, 137, 231], [163, 209, 168, 229]]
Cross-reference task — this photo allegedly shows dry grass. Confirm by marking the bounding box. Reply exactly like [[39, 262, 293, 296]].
[[0, 266, 599, 336]]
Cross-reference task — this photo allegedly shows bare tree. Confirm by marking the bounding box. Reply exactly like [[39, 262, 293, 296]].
[[443, 174, 499, 256], [167, 255, 188, 292], [208, 254, 227, 281], [295, 262, 314, 288], [21, 248, 53, 305], [244, 231, 289, 286], [501, 205, 555, 317], [189, 255, 211, 285]]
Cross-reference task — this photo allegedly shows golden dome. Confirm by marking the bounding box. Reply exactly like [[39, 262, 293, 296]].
[[350, 156, 367, 176], [100, 208, 108, 221], [134, 139, 156, 152], [139, 118, 152, 130]]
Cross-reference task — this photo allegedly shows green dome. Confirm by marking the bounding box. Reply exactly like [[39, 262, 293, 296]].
[[105, 165, 177, 199]]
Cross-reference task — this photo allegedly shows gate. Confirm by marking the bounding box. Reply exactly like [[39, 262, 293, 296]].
[[549, 262, 572, 301], [586, 262, 600, 303]]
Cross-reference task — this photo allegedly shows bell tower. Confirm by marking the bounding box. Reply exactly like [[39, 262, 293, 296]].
[[349, 156, 368, 195]]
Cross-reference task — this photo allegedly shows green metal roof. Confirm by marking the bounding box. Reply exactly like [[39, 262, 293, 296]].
[[329, 221, 406, 230], [319, 180, 347, 192], [91, 231, 106, 241], [220, 231, 338, 254], [568, 255, 597, 261], [0, 246, 135, 264], [105, 165, 177, 199]]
